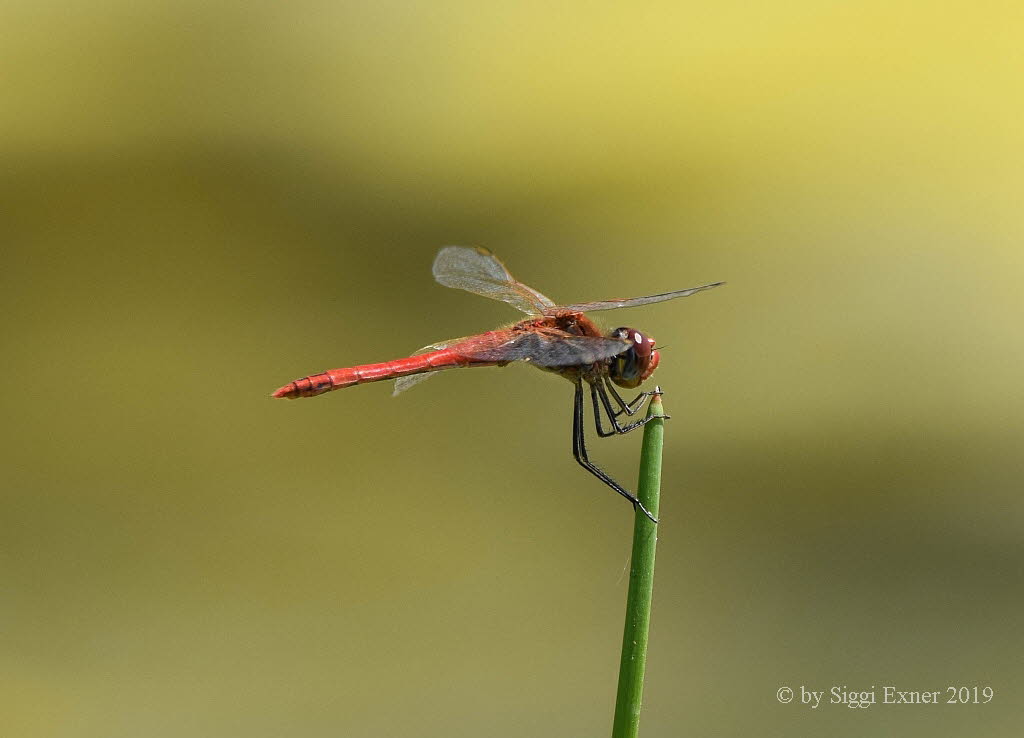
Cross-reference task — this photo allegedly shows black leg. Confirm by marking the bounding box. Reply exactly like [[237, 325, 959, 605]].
[[572, 381, 658, 523], [590, 382, 618, 438], [604, 376, 659, 417], [593, 381, 668, 435]]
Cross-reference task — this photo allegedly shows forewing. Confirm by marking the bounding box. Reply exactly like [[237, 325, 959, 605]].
[[556, 281, 725, 313], [433, 246, 556, 315], [458, 331, 631, 368]]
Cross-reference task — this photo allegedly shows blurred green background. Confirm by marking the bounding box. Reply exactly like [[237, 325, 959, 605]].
[[3, 2, 1022, 736]]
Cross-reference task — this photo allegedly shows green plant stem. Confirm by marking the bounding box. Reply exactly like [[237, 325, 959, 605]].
[[611, 391, 665, 738]]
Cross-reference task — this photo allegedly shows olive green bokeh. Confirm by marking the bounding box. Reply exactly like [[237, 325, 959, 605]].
[[3, 2, 1022, 737]]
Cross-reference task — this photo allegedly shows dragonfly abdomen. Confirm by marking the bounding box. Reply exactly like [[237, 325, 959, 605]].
[[271, 348, 496, 399]]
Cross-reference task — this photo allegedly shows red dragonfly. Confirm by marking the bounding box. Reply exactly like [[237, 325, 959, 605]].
[[273, 247, 723, 521]]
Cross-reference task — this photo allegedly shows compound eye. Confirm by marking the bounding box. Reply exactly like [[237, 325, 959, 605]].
[[608, 327, 657, 388]]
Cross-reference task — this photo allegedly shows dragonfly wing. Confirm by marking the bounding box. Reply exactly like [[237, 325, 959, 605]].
[[459, 331, 631, 367], [556, 281, 725, 313], [392, 339, 457, 396], [393, 372, 440, 396], [433, 246, 557, 315]]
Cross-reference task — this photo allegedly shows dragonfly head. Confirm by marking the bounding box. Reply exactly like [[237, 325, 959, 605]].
[[608, 327, 660, 388]]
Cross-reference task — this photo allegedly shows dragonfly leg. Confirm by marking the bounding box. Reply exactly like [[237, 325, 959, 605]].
[[592, 381, 670, 435], [603, 377, 659, 417], [573, 381, 658, 523], [590, 382, 618, 438]]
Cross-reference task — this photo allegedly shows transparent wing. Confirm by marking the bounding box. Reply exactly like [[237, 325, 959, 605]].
[[556, 281, 725, 313], [392, 340, 456, 396], [391, 330, 623, 394], [433, 246, 556, 315], [457, 331, 631, 367], [392, 371, 441, 396]]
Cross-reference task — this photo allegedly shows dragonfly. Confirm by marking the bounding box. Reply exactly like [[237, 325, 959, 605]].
[[272, 246, 723, 522]]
